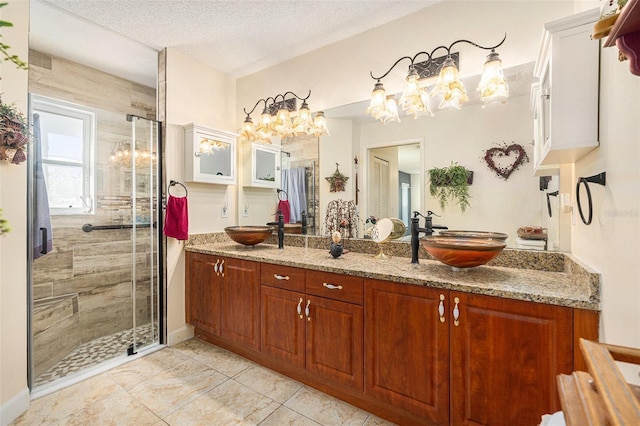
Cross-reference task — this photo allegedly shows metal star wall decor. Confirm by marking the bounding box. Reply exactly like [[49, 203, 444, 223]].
[[325, 163, 349, 192]]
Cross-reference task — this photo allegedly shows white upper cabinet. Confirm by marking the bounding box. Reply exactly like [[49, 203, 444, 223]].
[[243, 143, 281, 188], [532, 8, 600, 170], [184, 124, 237, 185]]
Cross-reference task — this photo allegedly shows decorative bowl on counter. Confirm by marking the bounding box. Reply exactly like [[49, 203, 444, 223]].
[[437, 230, 508, 240], [421, 236, 507, 268], [224, 226, 273, 246]]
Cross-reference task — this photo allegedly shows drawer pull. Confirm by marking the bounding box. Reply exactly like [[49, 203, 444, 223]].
[[220, 259, 225, 277], [305, 300, 311, 321], [439, 294, 445, 323], [322, 282, 343, 290], [453, 297, 460, 327], [214, 259, 220, 275], [274, 274, 290, 281], [297, 298, 303, 319]]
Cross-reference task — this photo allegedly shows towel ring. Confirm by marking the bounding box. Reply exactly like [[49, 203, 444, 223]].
[[576, 172, 606, 225], [546, 191, 559, 218], [277, 188, 288, 201], [168, 180, 188, 197]]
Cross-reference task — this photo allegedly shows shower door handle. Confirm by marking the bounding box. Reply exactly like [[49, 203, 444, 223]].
[[40, 227, 48, 254]]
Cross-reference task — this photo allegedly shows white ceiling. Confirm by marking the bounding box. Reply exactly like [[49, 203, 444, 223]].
[[30, 0, 438, 88]]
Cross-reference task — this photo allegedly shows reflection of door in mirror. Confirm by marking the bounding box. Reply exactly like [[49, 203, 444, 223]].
[[281, 134, 320, 235], [368, 143, 421, 231]]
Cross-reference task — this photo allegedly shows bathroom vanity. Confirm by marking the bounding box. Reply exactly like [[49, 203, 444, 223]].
[[185, 237, 599, 425]]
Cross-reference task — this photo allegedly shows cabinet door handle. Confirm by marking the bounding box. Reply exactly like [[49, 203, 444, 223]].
[[453, 297, 460, 327], [297, 298, 303, 319], [439, 294, 445, 323], [322, 282, 343, 290], [214, 259, 220, 275], [305, 300, 311, 321], [220, 259, 224, 277], [274, 274, 290, 281]]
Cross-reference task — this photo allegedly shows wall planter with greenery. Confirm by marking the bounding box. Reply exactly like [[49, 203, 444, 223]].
[[427, 162, 473, 213], [0, 98, 28, 164]]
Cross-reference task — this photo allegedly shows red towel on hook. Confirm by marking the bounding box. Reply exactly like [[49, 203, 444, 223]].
[[164, 195, 189, 240], [277, 200, 291, 224]]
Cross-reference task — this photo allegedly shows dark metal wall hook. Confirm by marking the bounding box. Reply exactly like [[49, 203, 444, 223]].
[[576, 172, 606, 225]]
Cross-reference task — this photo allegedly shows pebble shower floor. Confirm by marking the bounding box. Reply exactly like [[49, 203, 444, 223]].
[[35, 323, 157, 387]]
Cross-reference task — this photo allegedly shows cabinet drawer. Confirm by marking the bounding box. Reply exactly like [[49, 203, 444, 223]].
[[306, 270, 363, 305], [261, 263, 305, 292]]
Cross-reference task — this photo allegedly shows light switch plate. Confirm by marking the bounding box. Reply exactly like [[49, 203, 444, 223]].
[[221, 206, 228, 218]]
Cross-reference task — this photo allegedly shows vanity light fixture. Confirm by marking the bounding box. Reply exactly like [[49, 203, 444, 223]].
[[367, 34, 509, 123], [109, 139, 156, 166], [240, 90, 330, 143]]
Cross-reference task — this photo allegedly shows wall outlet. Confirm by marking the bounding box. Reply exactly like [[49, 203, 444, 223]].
[[221, 206, 228, 218], [243, 207, 249, 217]]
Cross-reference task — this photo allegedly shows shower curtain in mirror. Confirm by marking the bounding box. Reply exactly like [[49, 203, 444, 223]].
[[282, 167, 307, 223]]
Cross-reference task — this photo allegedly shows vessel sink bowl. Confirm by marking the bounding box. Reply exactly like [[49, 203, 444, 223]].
[[421, 236, 507, 268], [437, 230, 508, 240], [225, 226, 273, 246]]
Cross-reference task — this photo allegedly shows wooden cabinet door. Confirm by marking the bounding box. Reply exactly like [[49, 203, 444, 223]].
[[185, 252, 221, 336], [260, 286, 305, 367], [305, 295, 363, 390], [364, 279, 449, 425], [221, 258, 260, 350], [450, 292, 573, 426]]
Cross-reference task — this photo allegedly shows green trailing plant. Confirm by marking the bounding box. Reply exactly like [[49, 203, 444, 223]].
[[0, 208, 10, 235], [427, 162, 472, 213], [0, 3, 28, 70]]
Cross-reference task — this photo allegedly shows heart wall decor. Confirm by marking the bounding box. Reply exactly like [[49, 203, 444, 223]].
[[482, 142, 530, 180]]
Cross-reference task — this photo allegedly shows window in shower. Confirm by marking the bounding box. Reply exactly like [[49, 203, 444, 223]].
[[32, 95, 96, 214]]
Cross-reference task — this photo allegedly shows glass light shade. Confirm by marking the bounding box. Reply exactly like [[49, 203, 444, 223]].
[[312, 111, 330, 136], [256, 109, 274, 142], [274, 107, 293, 137], [478, 51, 509, 104], [240, 115, 256, 141], [366, 82, 387, 120], [293, 101, 314, 135], [382, 95, 400, 124], [399, 66, 425, 117], [431, 56, 469, 110]]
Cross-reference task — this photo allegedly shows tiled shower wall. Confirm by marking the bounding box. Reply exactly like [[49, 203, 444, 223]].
[[29, 51, 158, 378]]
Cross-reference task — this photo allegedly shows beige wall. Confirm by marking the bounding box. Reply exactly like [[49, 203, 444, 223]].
[[0, 1, 29, 423], [163, 48, 236, 344], [572, 45, 640, 382]]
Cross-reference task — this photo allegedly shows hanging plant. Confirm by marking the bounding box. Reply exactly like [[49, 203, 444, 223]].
[[0, 3, 29, 70], [427, 162, 472, 213], [0, 208, 10, 235], [482, 142, 529, 180], [0, 97, 29, 164]]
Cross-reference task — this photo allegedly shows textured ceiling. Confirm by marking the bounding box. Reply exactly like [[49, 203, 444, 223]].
[[30, 0, 437, 87]]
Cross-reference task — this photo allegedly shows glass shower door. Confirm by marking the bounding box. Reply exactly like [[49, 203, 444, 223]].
[[29, 98, 162, 388]]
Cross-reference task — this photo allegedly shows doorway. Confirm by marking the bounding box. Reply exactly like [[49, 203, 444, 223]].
[[28, 96, 163, 388]]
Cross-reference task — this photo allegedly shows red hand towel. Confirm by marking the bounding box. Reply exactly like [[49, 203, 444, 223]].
[[164, 195, 189, 240], [277, 199, 291, 224]]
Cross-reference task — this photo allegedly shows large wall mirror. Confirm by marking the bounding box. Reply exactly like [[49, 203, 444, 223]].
[[305, 63, 561, 250]]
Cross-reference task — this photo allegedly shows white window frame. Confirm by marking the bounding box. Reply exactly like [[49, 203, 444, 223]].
[[31, 95, 96, 215]]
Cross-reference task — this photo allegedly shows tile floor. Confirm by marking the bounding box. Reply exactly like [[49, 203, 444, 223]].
[[14, 338, 396, 425]]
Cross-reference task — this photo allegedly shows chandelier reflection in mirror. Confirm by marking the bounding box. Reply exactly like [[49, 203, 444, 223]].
[[109, 139, 157, 167], [240, 90, 330, 143], [366, 34, 509, 124]]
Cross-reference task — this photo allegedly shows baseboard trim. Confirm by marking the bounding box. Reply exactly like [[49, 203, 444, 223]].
[[0, 387, 29, 426], [167, 324, 194, 346]]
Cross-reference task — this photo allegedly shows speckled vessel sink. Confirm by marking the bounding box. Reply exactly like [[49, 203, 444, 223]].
[[421, 236, 507, 268]]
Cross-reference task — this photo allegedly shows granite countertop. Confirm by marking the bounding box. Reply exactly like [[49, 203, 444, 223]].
[[185, 238, 601, 311]]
